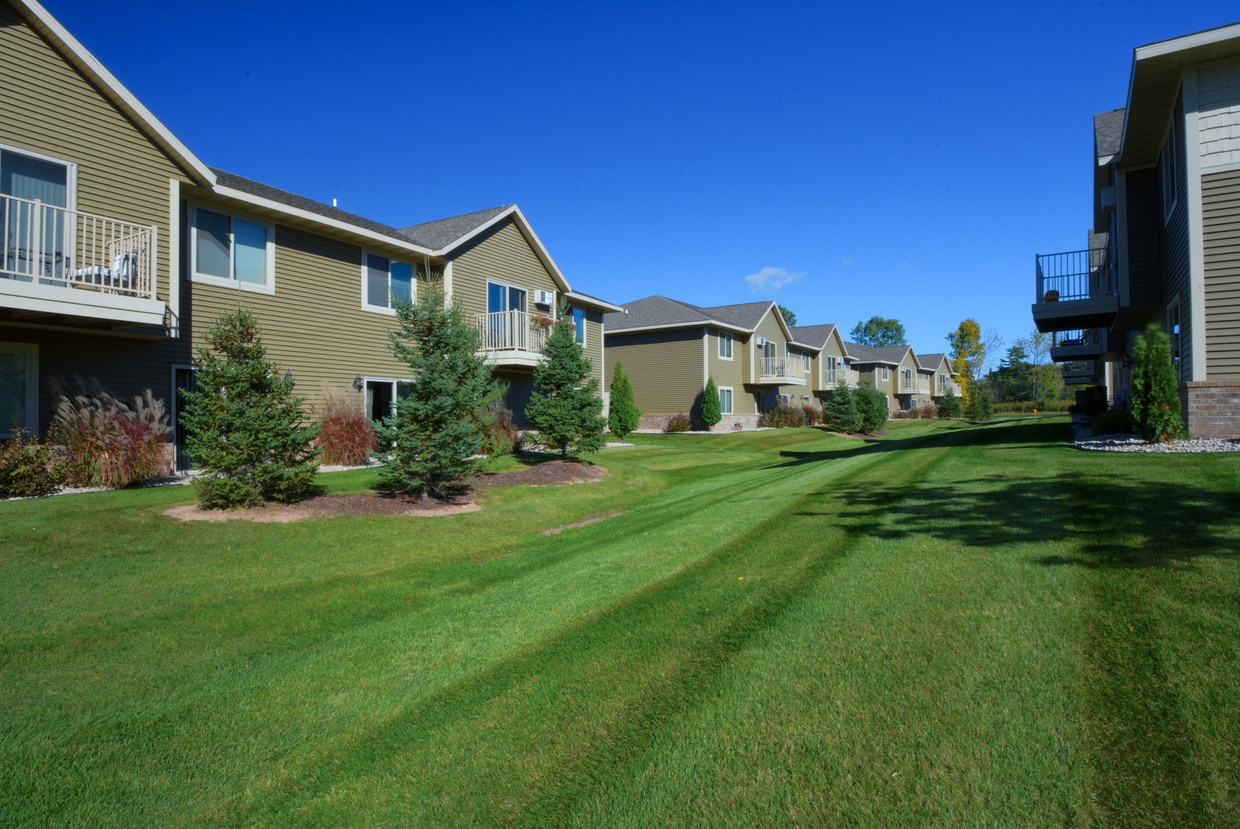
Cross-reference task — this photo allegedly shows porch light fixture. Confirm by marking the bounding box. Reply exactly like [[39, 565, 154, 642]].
[[352, 375, 364, 391], [283, 370, 293, 381]]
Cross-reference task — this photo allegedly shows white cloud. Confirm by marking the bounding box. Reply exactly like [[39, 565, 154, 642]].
[[840, 257, 854, 267], [744, 266, 805, 294]]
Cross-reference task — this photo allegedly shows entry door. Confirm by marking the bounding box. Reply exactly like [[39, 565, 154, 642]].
[[1, 149, 70, 282], [173, 367, 199, 471]]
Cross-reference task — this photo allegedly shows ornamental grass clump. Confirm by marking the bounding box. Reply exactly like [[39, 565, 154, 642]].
[[52, 390, 170, 488], [317, 385, 377, 466], [1131, 323, 1187, 443], [182, 310, 319, 508]]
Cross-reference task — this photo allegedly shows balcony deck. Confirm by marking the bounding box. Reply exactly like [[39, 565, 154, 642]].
[[474, 310, 549, 368], [1049, 328, 1105, 361], [754, 356, 805, 385], [1032, 246, 1120, 333]]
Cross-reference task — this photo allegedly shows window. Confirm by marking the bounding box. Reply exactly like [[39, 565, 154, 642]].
[[573, 306, 586, 345], [0, 342, 38, 438], [1168, 296, 1182, 378], [364, 253, 413, 312], [881, 367, 890, 381], [191, 206, 273, 291], [719, 386, 733, 414], [902, 368, 913, 389], [1161, 108, 1180, 221], [802, 352, 812, 372], [2, 145, 75, 282], [365, 378, 412, 422], [778, 394, 791, 406], [718, 331, 733, 360]]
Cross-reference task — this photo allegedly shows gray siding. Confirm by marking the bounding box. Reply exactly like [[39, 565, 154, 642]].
[[1159, 92, 1193, 381], [1126, 168, 1161, 306], [1203, 168, 1240, 379]]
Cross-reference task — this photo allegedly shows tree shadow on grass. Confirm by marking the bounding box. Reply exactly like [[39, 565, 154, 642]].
[[799, 470, 1240, 570]]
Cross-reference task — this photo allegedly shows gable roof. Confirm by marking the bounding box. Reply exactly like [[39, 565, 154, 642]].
[[12, 0, 215, 187], [605, 296, 790, 337], [916, 352, 954, 373], [401, 206, 513, 249], [788, 324, 839, 350], [1094, 108, 1126, 165], [844, 341, 911, 366]]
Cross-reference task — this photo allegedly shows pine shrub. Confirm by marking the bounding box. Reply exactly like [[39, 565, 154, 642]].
[[318, 385, 377, 466], [183, 310, 320, 508], [52, 390, 170, 488], [937, 388, 963, 419], [608, 361, 641, 441], [1131, 323, 1187, 443], [377, 287, 503, 499], [855, 385, 890, 433], [0, 428, 67, 498], [824, 384, 862, 433], [964, 388, 993, 422], [701, 377, 722, 429], [527, 308, 607, 456]]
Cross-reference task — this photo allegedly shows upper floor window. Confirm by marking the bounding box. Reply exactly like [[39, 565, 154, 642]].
[[573, 306, 586, 345], [881, 367, 890, 381], [2, 146, 76, 281], [191, 206, 273, 292], [718, 331, 733, 359], [1161, 108, 1180, 221], [802, 352, 812, 372], [902, 368, 913, 388], [364, 253, 413, 312]]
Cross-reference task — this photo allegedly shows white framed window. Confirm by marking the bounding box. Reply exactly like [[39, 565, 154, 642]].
[[881, 367, 890, 381], [778, 394, 791, 407], [1161, 118, 1179, 222], [0, 342, 38, 438], [2, 145, 77, 282], [802, 352, 812, 372], [718, 331, 733, 360], [363, 252, 414, 313], [190, 205, 275, 293], [719, 385, 733, 414], [572, 306, 586, 345], [365, 377, 412, 422], [902, 368, 913, 389]]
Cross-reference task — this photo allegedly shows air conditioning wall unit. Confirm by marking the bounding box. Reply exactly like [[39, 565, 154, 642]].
[[756, 337, 767, 347], [534, 290, 555, 306]]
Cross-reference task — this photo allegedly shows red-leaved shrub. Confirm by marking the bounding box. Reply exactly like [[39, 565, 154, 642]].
[[318, 386, 377, 466], [53, 390, 169, 488], [664, 413, 692, 433]]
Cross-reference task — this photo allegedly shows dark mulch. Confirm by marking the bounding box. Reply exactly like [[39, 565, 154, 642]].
[[476, 459, 610, 487]]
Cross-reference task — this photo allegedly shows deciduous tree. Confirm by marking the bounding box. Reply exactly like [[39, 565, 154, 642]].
[[850, 316, 906, 347]]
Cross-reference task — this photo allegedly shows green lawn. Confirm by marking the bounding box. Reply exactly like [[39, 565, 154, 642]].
[[2, 417, 1238, 826]]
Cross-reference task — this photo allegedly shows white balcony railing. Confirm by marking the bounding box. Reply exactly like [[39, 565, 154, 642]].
[[758, 356, 804, 381], [823, 368, 839, 387], [936, 376, 961, 396], [1, 194, 156, 300], [474, 310, 551, 353], [899, 374, 931, 394]]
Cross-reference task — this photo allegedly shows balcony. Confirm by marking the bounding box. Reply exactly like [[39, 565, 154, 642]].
[[1049, 328, 1105, 361], [935, 376, 962, 397], [822, 368, 840, 388], [1061, 360, 1096, 385], [474, 310, 550, 368], [898, 374, 931, 395], [1, 194, 164, 327], [754, 356, 805, 385], [1032, 245, 1120, 333]]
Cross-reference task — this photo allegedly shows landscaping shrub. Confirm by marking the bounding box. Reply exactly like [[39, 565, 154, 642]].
[[758, 404, 805, 428], [824, 384, 862, 433], [318, 385, 377, 466], [0, 427, 67, 498], [964, 388, 993, 422], [1090, 408, 1138, 436], [52, 390, 170, 488], [183, 310, 320, 508], [800, 402, 821, 425], [892, 409, 916, 420], [608, 361, 641, 441], [527, 305, 607, 457], [664, 414, 692, 433], [937, 388, 963, 419], [701, 377, 722, 429], [855, 385, 889, 433], [479, 398, 520, 457], [1131, 323, 1187, 443], [920, 402, 938, 419]]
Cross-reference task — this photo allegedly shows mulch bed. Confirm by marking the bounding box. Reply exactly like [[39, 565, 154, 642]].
[[165, 458, 608, 523]]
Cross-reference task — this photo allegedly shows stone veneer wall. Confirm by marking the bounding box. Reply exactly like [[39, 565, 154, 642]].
[[638, 413, 761, 432], [1182, 382, 1240, 438]]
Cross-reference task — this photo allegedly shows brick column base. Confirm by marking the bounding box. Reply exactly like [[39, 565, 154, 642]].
[[1182, 381, 1240, 439]]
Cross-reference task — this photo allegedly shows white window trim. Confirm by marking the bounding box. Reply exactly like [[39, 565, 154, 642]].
[[361, 251, 416, 316], [188, 203, 276, 295], [486, 279, 530, 314], [364, 376, 412, 421], [0, 143, 78, 211], [718, 331, 733, 360], [0, 342, 39, 438], [573, 306, 586, 346], [719, 385, 733, 414], [881, 367, 890, 381]]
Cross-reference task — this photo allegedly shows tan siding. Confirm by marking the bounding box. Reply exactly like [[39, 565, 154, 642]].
[[1203, 168, 1240, 379], [449, 220, 561, 322], [1159, 93, 1194, 380], [605, 329, 705, 415], [0, 3, 194, 306], [705, 328, 753, 414], [582, 310, 604, 387]]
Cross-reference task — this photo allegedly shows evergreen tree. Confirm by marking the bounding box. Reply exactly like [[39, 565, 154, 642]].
[[608, 360, 641, 441], [701, 376, 722, 429], [823, 383, 862, 433], [937, 386, 962, 419], [855, 384, 890, 433], [527, 307, 607, 457], [963, 386, 993, 422], [183, 309, 319, 508], [1131, 323, 1187, 443], [376, 286, 504, 499]]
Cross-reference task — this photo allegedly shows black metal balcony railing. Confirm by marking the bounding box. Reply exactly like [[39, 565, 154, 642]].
[[1035, 245, 1117, 303], [1051, 329, 1100, 349]]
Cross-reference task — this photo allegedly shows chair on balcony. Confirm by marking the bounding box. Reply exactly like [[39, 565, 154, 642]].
[[73, 250, 136, 292]]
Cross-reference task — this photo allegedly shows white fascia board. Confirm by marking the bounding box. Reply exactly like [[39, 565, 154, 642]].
[[788, 339, 822, 352], [435, 205, 573, 294], [212, 185, 435, 256], [1134, 22, 1240, 61], [15, 0, 216, 187], [603, 320, 751, 337], [564, 291, 625, 313]]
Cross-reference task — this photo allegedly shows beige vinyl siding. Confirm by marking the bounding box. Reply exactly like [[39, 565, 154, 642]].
[[706, 329, 755, 415], [188, 221, 412, 418], [449, 220, 561, 322], [750, 308, 786, 383], [0, 2, 195, 307], [605, 328, 704, 416], [579, 309, 604, 387], [1203, 168, 1240, 378]]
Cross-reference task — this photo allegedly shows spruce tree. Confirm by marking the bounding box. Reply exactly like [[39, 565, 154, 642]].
[[701, 376, 722, 429], [377, 287, 503, 499], [824, 384, 862, 433], [608, 360, 641, 441], [937, 387, 962, 419], [856, 384, 890, 433], [964, 387, 993, 422], [527, 308, 607, 457], [1131, 322, 1186, 443], [183, 309, 319, 508]]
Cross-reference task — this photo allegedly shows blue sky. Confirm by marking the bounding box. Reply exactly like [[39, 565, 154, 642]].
[[50, 0, 1240, 365]]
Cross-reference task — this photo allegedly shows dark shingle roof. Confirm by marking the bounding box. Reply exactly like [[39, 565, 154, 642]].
[[401, 205, 513, 249], [212, 168, 416, 243], [916, 352, 948, 371], [605, 296, 776, 334], [1095, 108, 1126, 161], [707, 300, 776, 330], [788, 324, 838, 349], [844, 341, 909, 365]]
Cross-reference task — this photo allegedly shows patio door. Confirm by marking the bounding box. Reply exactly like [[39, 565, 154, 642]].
[[1, 148, 71, 283], [173, 366, 199, 471], [487, 282, 527, 349]]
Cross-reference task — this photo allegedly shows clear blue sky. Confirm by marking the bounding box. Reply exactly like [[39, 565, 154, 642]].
[[50, 0, 1240, 365]]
